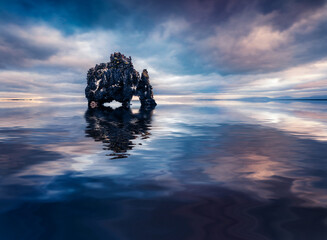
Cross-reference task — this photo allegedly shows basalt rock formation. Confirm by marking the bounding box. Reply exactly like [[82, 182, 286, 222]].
[[85, 52, 157, 109]]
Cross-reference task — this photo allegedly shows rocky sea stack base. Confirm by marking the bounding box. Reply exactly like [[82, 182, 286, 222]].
[[85, 52, 157, 109]]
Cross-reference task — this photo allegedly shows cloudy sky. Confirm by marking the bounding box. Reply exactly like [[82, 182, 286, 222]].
[[0, 0, 327, 98]]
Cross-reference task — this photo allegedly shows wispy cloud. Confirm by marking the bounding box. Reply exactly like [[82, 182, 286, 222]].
[[0, 0, 326, 98]]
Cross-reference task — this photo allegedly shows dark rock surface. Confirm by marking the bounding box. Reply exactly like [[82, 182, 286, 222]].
[[85, 52, 157, 109]]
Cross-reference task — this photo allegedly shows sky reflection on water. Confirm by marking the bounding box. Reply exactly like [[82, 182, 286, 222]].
[[0, 99, 327, 239]]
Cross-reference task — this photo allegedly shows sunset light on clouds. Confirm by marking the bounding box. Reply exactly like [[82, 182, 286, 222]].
[[0, 0, 326, 99], [1, 1, 327, 238]]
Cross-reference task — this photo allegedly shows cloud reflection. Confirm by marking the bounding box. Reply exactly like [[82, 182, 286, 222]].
[[1, 100, 326, 210]]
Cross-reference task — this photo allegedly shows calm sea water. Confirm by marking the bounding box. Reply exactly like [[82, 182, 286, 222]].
[[0, 98, 327, 240]]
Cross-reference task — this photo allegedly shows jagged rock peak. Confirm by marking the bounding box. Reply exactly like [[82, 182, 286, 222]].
[[110, 52, 132, 66]]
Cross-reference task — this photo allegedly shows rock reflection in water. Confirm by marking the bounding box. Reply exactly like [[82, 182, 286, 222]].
[[85, 106, 153, 159]]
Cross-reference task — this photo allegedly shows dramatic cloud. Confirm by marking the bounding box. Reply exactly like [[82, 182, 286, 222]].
[[194, 4, 327, 74], [0, 24, 58, 69], [0, 0, 326, 98]]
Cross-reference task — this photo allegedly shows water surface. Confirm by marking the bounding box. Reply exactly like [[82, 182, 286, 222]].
[[0, 99, 327, 240]]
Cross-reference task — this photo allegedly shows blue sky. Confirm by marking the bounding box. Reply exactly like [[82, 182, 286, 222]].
[[0, 0, 327, 98]]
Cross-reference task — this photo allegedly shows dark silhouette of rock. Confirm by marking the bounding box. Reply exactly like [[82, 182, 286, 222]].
[[85, 106, 153, 159], [85, 52, 157, 109]]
